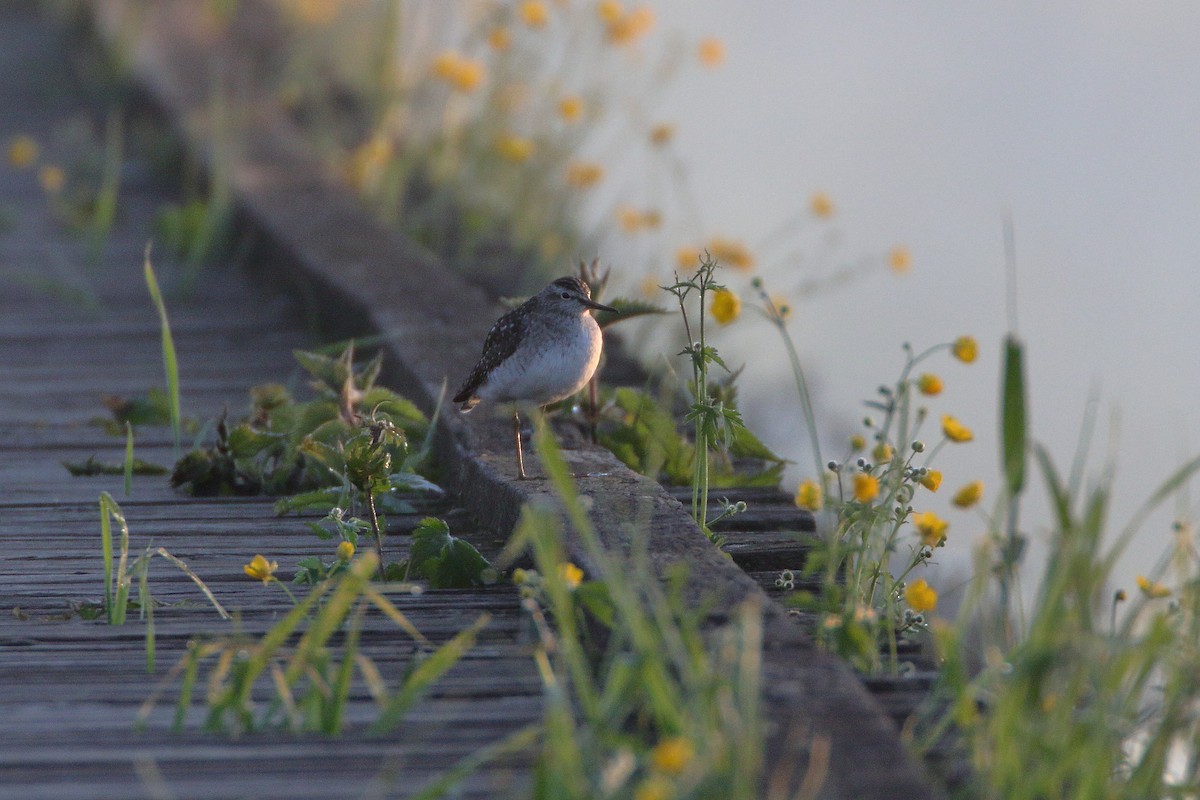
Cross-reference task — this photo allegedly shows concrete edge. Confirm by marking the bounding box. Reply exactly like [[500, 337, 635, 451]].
[[89, 3, 941, 797]]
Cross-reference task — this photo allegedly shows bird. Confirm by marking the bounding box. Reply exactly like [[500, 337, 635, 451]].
[[453, 275, 616, 479]]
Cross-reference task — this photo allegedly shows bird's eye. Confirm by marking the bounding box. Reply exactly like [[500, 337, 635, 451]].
[[561, 291, 571, 299]]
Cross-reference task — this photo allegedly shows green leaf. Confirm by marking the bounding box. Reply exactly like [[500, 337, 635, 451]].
[[1001, 334, 1028, 495], [593, 298, 668, 330], [143, 246, 181, 458], [408, 517, 494, 589]]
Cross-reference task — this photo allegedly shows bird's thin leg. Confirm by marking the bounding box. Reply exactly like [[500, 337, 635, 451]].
[[513, 406, 527, 479]]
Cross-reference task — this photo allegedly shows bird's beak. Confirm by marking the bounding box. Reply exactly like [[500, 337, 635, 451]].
[[583, 298, 618, 314]]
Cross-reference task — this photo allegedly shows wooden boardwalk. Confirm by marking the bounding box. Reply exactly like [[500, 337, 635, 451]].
[[0, 9, 540, 798]]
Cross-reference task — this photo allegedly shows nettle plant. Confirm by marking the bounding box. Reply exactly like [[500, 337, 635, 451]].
[[791, 336, 981, 674]]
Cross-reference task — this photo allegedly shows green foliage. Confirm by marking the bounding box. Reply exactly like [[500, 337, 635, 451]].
[[154, 196, 232, 265], [485, 420, 770, 799], [143, 246, 182, 457], [597, 386, 785, 489], [170, 344, 431, 499], [63, 455, 168, 477], [98, 492, 229, 671], [141, 553, 487, 735], [399, 517, 497, 589]]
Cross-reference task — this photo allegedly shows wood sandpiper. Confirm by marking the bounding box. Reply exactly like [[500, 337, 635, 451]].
[[453, 276, 616, 479]]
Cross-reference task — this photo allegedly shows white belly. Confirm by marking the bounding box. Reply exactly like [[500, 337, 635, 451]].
[[478, 316, 603, 406]]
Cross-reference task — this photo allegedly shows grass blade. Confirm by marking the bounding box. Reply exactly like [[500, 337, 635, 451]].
[[143, 244, 182, 458], [154, 547, 231, 620], [372, 614, 489, 732], [123, 421, 134, 496], [88, 109, 123, 262], [99, 493, 115, 623], [1001, 335, 1027, 495]]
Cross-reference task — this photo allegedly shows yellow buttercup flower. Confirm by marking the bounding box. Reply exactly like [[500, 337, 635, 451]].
[[853, 473, 879, 503], [617, 205, 644, 233], [7, 135, 38, 169], [558, 95, 583, 122], [794, 479, 823, 511], [809, 191, 834, 218], [912, 511, 948, 547], [705, 236, 755, 271], [873, 442, 894, 463], [495, 133, 534, 163], [634, 777, 671, 800], [244, 554, 278, 585], [38, 164, 65, 194], [952, 480, 984, 508], [941, 414, 974, 443], [519, 0, 549, 28], [918, 469, 942, 492], [849, 434, 866, 452], [432, 51, 484, 92], [675, 245, 700, 269], [904, 579, 938, 612], [559, 562, 584, 589], [697, 37, 725, 67], [488, 27, 511, 50], [917, 373, 943, 396], [650, 736, 694, 774], [640, 275, 661, 298], [336, 540, 355, 562], [606, 6, 654, 45], [710, 289, 740, 325], [1136, 575, 1171, 599], [888, 246, 912, 274], [597, 0, 624, 24], [565, 161, 604, 188], [649, 122, 675, 146], [952, 335, 978, 364]]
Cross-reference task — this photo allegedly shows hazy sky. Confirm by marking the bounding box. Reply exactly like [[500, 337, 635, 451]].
[[632, 1, 1200, 595]]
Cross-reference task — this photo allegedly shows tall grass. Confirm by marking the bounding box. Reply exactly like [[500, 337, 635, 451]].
[[142, 244, 181, 458]]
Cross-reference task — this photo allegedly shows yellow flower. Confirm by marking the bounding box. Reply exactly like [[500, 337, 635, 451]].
[[565, 161, 604, 188], [675, 245, 700, 269], [853, 473, 879, 503], [710, 289, 740, 325], [912, 511, 948, 547], [794, 479, 823, 511], [597, 0, 624, 24], [849, 434, 866, 452], [649, 122, 675, 146], [952, 480, 984, 508], [1136, 575, 1171, 599], [7, 135, 38, 168], [952, 335, 978, 364], [888, 245, 912, 274], [634, 776, 672, 800], [346, 133, 394, 191], [873, 442, 894, 463], [432, 51, 484, 92], [606, 6, 654, 45], [38, 164, 65, 194], [519, 0, 549, 28], [244, 554, 278, 585], [697, 37, 725, 67], [559, 562, 584, 589], [904, 578, 938, 612], [639, 275, 661, 298], [941, 415, 974, 443], [917, 373, 943, 396], [651, 736, 694, 774], [496, 133, 534, 163], [705, 236, 755, 271], [488, 27, 511, 50], [336, 540, 355, 562], [558, 95, 583, 122], [291, 0, 340, 25], [918, 470, 942, 492], [617, 205, 644, 233], [809, 191, 834, 218]]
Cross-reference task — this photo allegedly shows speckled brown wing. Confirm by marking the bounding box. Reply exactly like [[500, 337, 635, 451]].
[[452, 304, 529, 410]]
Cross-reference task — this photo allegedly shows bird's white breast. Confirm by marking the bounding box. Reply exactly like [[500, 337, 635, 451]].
[[477, 313, 603, 406]]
